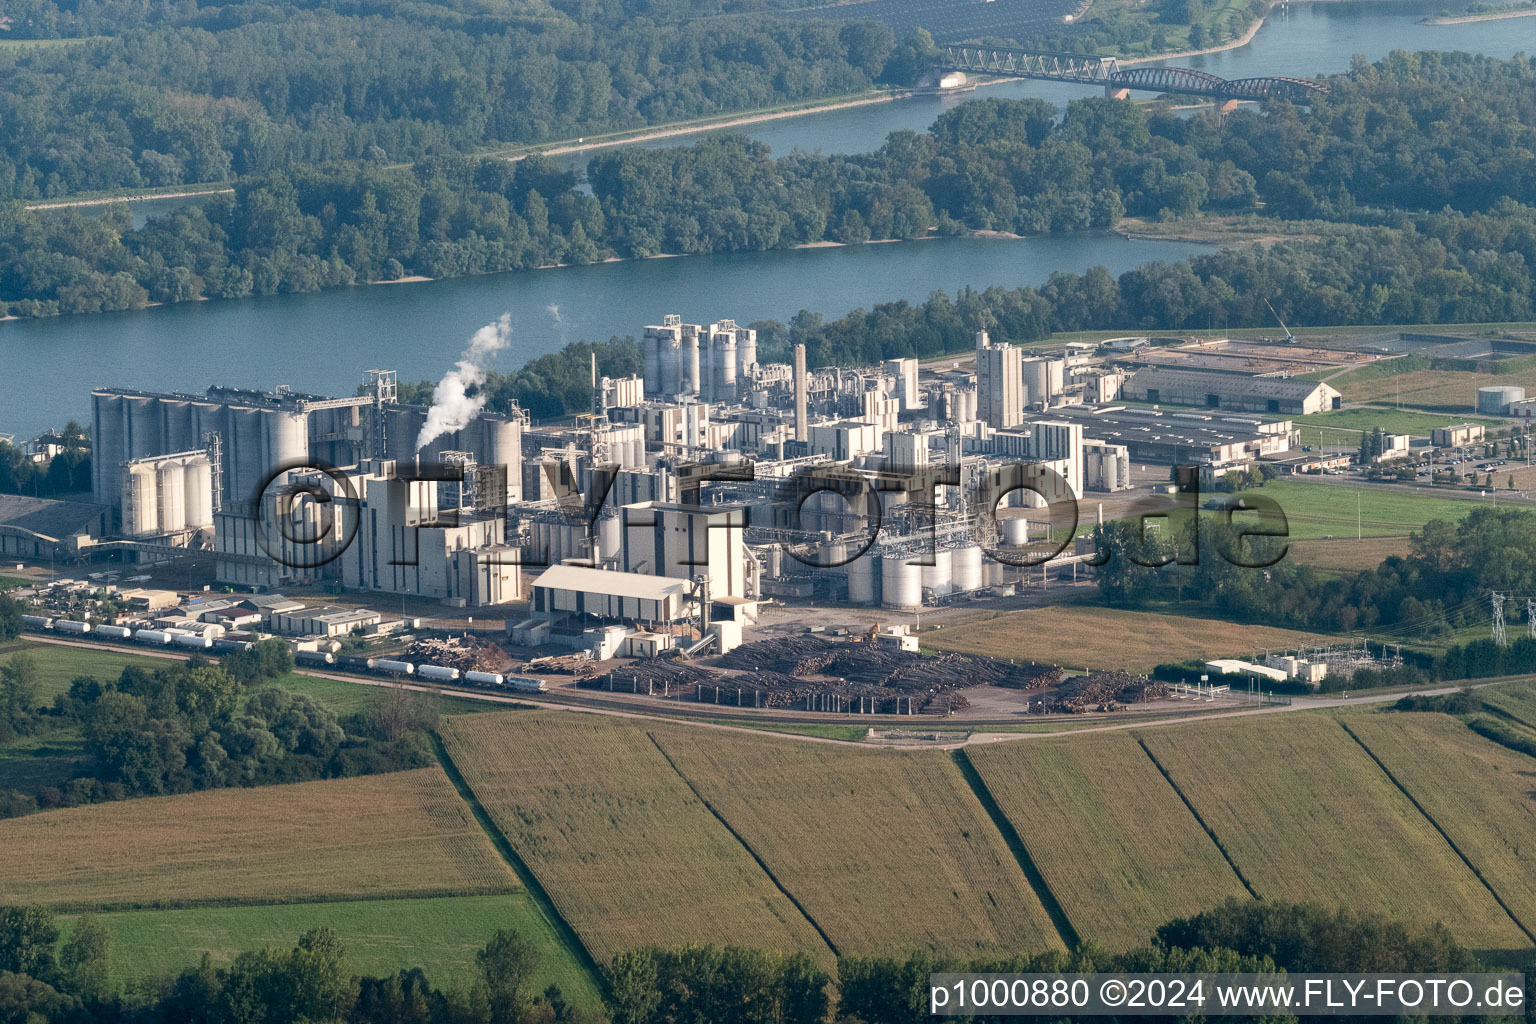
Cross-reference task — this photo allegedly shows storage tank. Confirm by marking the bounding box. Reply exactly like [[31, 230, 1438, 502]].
[[683, 329, 701, 396], [598, 514, 622, 560], [21, 615, 53, 630], [126, 463, 160, 537], [54, 619, 91, 633], [1002, 516, 1030, 548], [126, 395, 162, 459], [173, 634, 214, 650], [368, 659, 415, 675], [710, 331, 737, 403], [135, 629, 173, 644], [94, 624, 133, 639], [267, 410, 308, 472], [184, 456, 214, 530], [846, 552, 876, 604], [820, 539, 848, 571], [952, 545, 983, 593], [881, 554, 922, 610], [417, 664, 461, 682], [1478, 385, 1526, 415], [921, 548, 953, 597], [485, 419, 522, 506], [643, 333, 661, 398], [157, 459, 187, 534], [661, 336, 682, 396], [465, 670, 505, 687], [736, 330, 757, 378], [505, 675, 548, 693]]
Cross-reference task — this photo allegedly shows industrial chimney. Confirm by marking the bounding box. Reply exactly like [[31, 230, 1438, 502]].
[[793, 344, 808, 442]]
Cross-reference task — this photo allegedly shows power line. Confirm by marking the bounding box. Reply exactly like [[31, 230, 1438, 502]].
[[1492, 590, 1507, 647]]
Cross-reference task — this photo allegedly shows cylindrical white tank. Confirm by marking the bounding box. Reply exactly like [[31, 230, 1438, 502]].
[[465, 670, 505, 687], [711, 332, 737, 403], [643, 333, 661, 399], [487, 419, 521, 506], [882, 555, 922, 610], [417, 664, 460, 682], [952, 545, 983, 593], [1478, 385, 1525, 415], [266, 409, 307, 474], [661, 337, 681, 396], [847, 553, 876, 604], [1002, 517, 1030, 548], [158, 459, 187, 534], [127, 463, 159, 537], [1025, 360, 1050, 407], [598, 514, 622, 560], [683, 331, 700, 396], [921, 548, 953, 597], [184, 456, 214, 529], [737, 330, 757, 378]]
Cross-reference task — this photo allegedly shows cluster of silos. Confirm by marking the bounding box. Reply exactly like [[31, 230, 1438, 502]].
[[93, 390, 228, 508], [642, 316, 757, 401], [854, 542, 992, 610], [527, 513, 595, 565], [121, 453, 215, 538], [1478, 385, 1526, 415], [1024, 357, 1067, 407], [382, 406, 524, 506], [596, 424, 646, 469]]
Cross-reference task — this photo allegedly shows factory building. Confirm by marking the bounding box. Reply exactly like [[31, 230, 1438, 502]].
[[1040, 405, 1293, 467], [620, 501, 751, 599], [530, 564, 693, 623], [1431, 423, 1486, 447], [975, 331, 1025, 428], [92, 380, 524, 522], [0, 495, 110, 561], [1124, 368, 1341, 415]]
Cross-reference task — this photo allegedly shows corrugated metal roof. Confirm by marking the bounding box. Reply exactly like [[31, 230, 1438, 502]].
[[532, 564, 688, 600], [1128, 367, 1338, 400]]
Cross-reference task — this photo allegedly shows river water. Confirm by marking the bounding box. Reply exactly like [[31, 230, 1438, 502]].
[[1, 0, 1526, 438]]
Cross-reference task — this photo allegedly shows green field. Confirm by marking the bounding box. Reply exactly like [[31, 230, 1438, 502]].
[[440, 712, 830, 964], [1480, 680, 1536, 728], [73, 893, 601, 999], [1140, 714, 1527, 950], [7, 641, 171, 700], [965, 733, 1250, 950], [1345, 712, 1536, 937], [653, 726, 1064, 957], [1236, 480, 1483, 541], [1293, 409, 1499, 438]]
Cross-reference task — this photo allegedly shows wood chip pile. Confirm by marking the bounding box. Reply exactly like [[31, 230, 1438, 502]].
[[401, 635, 507, 673]]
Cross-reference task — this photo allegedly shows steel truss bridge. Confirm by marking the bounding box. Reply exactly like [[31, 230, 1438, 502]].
[[936, 45, 1329, 104]]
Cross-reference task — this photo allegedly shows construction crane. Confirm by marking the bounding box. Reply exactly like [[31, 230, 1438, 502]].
[[1265, 299, 1296, 344]]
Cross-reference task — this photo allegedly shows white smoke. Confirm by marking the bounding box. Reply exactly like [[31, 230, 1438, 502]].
[[415, 314, 512, 451], [546, 303, 563, 323]]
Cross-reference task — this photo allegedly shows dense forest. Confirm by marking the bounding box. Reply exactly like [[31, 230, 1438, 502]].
[[1, 51, 1531, 322], [0, 644, 440, 818], [0, 898, 1509, 1022], [0, 0, 899, 199]]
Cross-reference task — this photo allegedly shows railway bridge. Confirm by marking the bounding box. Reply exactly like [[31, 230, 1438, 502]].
[[936, 45, 1329, 105]]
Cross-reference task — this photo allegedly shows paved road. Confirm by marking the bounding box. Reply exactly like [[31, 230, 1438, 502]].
[[22, 633, 1511, 750]]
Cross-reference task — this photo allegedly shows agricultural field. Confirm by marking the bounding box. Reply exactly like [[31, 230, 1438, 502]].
[[1480, 680, 1536, 728], [1287, 537, 1411, 573], [74, 894, 601, 1000], [5, 641, 171, 700], [1140, 714, 1528, 950], [964, 733, 1250, 950], [1345, 712, 1536, 936], [923, 604, 1334, 673], [652, 727, 1064, 958], [1235, 480, 1480, 541], [439, 712, 830, 964], [0, 767, 515, 910]]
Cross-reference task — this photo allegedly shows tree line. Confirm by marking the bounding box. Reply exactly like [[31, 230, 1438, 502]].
[[3, 52, 1533, 320], [0, 898, 1514, 1023], [0, 0, 900, 201], [0, 643, 441, 819]]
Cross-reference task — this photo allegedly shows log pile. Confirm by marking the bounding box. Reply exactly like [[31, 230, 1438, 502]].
[[1042, 672, 1170, 713]]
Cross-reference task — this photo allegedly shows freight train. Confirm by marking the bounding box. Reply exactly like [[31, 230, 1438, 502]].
[[19, 617, 549, 693]]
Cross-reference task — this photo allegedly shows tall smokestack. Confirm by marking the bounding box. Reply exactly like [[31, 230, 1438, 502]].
[[793, 343, 808, 442]]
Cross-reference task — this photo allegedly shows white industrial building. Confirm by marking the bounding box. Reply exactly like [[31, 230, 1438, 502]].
[[1125, 368, 1341, 415]]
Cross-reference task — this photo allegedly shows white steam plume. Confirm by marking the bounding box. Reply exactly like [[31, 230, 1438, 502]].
[[546, 303, 563, 323], [415, 314, 512, 451]]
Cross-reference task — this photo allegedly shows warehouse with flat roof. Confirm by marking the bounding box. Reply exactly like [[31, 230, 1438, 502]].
[[1125, 368, 1341, 415]]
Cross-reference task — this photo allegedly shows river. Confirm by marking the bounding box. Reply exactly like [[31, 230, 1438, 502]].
[[0, 0, 1526, 438]]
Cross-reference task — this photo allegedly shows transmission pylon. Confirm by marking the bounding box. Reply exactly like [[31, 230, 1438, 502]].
[[1492, 591, 1507, 646], [1527, 598, 1535, 639]]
